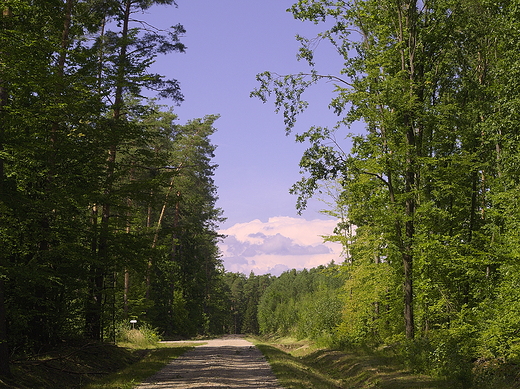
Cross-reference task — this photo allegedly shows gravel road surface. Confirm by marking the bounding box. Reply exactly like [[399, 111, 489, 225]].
[[136, 335, 283, 388]]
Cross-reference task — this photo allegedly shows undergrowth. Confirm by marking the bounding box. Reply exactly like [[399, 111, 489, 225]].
[[0, 342, 141, 389], [116, 322, 162, 349], [251, 336, 454, 389], [82, 346, 192, 389], [0, 326, 195, 389]]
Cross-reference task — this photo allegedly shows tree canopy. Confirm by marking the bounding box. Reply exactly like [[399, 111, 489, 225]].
[[0, 0, 226, 375], [253, 0, 520, 384]]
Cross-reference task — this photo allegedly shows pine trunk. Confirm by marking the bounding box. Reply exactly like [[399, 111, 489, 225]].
[[86, 0, 132, 340], [0, 6, 12, 379]]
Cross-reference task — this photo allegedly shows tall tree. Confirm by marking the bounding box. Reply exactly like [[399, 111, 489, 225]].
[[254, 0, 427, 339], [0, 0, 84, 352], [85, 0, 185, 340], [0, 2, 231, 377], [0, 5, 12, 378], [147, 115, 223, 337], [253, 0, 507, 343]]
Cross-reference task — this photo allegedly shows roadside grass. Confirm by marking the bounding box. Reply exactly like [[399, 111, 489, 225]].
[[0, 330, 202, 389], [82, 343, 196, 389], [0, 342, 143, 389], [251, 336, 454, 389]]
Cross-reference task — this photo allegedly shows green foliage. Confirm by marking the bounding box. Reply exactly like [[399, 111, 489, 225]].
[[221, 272, 274, 335], [0, 0, 225, 374], [258, 264, 346, 345], [336, 260, 397, 345], [253, 337, 453, 389], [116, 323, 161, 349], [296, 287, 343, 345], [253, 0, 520, 384], [398, 325, 476, 384], [477, 264, 520, 363]]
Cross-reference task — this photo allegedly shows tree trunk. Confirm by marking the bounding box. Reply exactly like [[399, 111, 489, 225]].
[[403, 122, 416, 340], [0, 279, 10, 378], [86, 204, 100, 339], [0, 6, 12, 379], [87, 0, 132, 340], [123, 167, 135, 319], [398, 0, 419, 340], [146, 177, 174, 298]]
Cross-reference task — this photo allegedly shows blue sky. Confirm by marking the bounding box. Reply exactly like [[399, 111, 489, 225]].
[[145, 1, 352, 274]]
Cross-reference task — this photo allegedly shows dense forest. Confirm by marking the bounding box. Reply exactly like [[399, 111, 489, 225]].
[[251, 0, 520, 386], [0, 0, 235, 377], [3, 0, 520, 387]]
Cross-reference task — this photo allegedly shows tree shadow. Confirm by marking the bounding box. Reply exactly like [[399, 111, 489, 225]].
[[258, 344, 454, 389]]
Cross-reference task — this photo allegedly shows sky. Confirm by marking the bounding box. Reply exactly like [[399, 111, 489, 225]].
[[144, 1, 354, 275]]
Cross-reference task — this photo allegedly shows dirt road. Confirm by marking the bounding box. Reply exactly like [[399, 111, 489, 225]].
[[136, 335, 283, 388]]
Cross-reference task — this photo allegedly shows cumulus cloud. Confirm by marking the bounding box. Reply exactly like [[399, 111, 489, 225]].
[[219, 216, 343, 276]]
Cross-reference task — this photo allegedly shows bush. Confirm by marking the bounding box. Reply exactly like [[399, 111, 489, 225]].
[[116, 322, 161, 348], [395, 331, 474, 388]]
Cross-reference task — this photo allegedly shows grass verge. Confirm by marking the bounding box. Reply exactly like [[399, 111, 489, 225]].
[[0, 341, 198, 389], [82, 344, 194, 389], [250, 337, 454, 389]]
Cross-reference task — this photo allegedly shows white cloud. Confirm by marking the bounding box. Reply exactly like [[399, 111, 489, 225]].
[[218, 216, 343, 276]]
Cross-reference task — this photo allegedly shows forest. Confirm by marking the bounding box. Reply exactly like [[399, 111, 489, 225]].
[[0, 0, 234, 378], [251, 0, 520, 386], [2, 0, 520, 387]]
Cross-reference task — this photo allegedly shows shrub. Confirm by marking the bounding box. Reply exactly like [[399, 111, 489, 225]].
[[116, 322, 161, 348]]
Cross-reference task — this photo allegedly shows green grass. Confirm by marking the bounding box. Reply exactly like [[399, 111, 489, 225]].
[[251, 337, 454, 389], [0, 342, 143, 389], [0, 340, 201, 389], [83, 344, 195, 389]]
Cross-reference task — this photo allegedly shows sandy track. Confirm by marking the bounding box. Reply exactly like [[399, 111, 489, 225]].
[[136, 335, 283, 388]]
